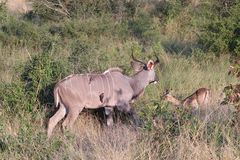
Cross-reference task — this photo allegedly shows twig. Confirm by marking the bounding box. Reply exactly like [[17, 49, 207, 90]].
[[26, 48, 32, 61], [42, 0, 70, 17]]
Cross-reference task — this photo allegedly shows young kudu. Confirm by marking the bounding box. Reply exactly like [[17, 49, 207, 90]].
[[162, 88, 211, 108]]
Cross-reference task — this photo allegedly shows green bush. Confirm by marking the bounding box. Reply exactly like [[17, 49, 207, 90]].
[[0, 82, 27, 115], [128, 11, 161, 44], [69, 38, 96, 72], [32, 0, 119, 21], [0, 15, 52, 49], [153, 0, 183, 22], [0, 50, 70, 116], [32, 0, 139, 21], [198, 1, 240, 56], [22, 51, 70, 107], [139, 100, 199, 135], [0, 3, 8, 24]]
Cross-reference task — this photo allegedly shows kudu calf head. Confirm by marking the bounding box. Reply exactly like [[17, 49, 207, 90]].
[[162, 89, 178, 103], [131, 53, 159, 84], [162, 89, 171, 100]]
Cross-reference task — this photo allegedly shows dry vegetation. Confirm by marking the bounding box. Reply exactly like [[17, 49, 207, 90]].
[[0, 0, 240, 159]]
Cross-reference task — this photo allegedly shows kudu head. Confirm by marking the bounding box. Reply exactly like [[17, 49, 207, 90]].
[[131, 52, 159, 84], [161, 89, 181, 106], [162, 89, 173, 101]]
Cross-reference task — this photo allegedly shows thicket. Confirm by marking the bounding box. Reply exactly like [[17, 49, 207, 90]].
[[197, 0, 240, 56], [1, 1, 240, 55]]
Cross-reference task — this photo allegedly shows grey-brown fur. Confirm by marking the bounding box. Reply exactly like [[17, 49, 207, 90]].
[[47, 56, 159, 138], [163, 88, 211, 108]]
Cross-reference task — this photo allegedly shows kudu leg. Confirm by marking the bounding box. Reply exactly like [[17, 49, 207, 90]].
[[47, 103, 66, 138], [62, 107, 83, 130], [117, 102, 141, 126], [122, 103, 141, 127], [105, 107, 114, 126], [128, 108, 142, 127]]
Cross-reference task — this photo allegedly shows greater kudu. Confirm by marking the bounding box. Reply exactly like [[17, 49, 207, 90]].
[[47, 54, 159, 138]]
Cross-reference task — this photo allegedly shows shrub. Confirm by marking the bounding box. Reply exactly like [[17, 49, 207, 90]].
[[0, 14, 51, 49], [0, 3, 8, 24], [0, 82, 27, 115], [31, 0, 139, 21], [0, 50, 70, 117], [128, 11, 161, 45], [32, 0, 113, 21], [153, 0, 184, 22], [197, 1, 240, 56], [22, 51, 70, 107], [69, 37, 98, 73]]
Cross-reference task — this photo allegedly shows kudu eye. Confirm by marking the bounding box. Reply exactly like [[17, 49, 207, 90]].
[[143, 64, 148, 70]]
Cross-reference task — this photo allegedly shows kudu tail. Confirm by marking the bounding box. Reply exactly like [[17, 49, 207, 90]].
[[204, 89, 211, 105], [54, 87, 60, 108]]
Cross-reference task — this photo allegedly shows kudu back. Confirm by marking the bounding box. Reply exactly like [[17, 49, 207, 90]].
[[47, 54, 159, 138]]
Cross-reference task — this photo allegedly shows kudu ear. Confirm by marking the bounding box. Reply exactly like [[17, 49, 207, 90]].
[[228, 65, 234, 75], [131, 61, 144, 72], [161, 89, 169, 99], [237, 93, 240, 97], [229, 84, 233, 89], [147, 60, 155, 70], [165, 89, 169, 94]]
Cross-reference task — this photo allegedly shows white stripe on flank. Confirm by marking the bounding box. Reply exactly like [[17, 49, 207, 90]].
[[108, 71, 114, 99], [87, 74, 92, 101], [99, 75, 104, 100], [70, 77, 73, 90], [105, 74, 110, 101], [55, 90, 59, 107]]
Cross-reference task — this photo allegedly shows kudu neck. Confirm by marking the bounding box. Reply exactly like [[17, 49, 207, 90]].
[[130, 70, 149, 97], [166, 96, 182, 106]]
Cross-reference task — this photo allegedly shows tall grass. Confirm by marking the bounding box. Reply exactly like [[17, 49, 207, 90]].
[[0, 52, 238, 159], [0, 1, 240, 160]]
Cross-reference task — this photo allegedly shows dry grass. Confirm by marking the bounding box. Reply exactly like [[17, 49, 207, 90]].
[[0, 47, 34, 83], [41, 100, 239, 160], [49, 114, 139, 160]]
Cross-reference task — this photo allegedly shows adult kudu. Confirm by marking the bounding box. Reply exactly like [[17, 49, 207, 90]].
[[47, 54, 159, 138]]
